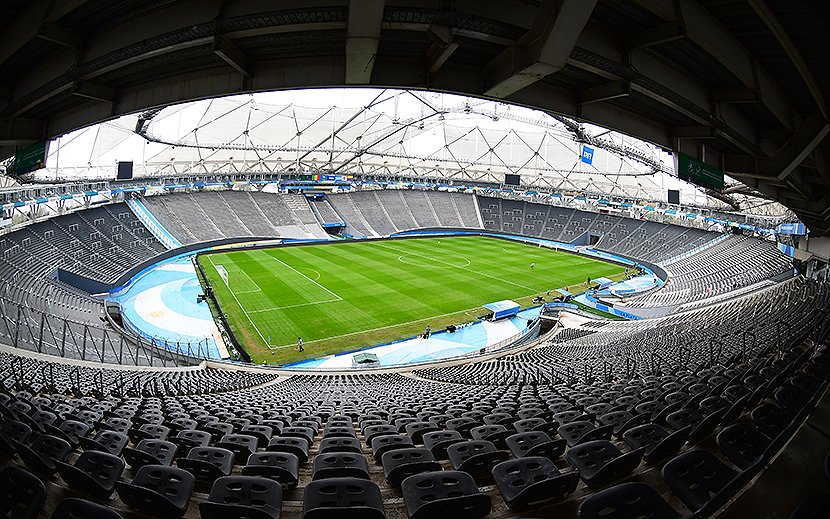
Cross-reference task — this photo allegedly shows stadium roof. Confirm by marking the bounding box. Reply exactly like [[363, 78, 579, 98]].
[[0, 1, 827, 232], [39, 88, 758, 209]]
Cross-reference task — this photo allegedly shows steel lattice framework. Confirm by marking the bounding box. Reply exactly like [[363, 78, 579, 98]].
[[36, 89, 790, 216]]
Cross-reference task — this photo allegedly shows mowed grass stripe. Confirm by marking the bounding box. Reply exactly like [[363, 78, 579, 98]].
[[199, 236, 626, 364]]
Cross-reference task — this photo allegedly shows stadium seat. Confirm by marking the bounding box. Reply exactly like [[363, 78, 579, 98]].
[[169, 429, 211, 452], [401, 470, 491, 519], [447, 440, 510, 480], [622, 423, 689, 464], [15, 434, 72, 475], [558, 421, 613, 447], [371, 434, 414, 462], [199, 476, 282, 519], [363, 424, 398, 446], [267, 436, 310, 463], [661, 449, 739, 512], [423, 430, 464, 459], [55, 450, 125, 499], [123, 439, 177, 469], [241, 425, 274, 447], [405, 421, 440, 444], [0, 419, 32, 456], [44, 419, 90, 449], [577, 482, 681, 519], [716, 422, 771, 469], [116, 465, 195, 518], [128, 423, 170, 444], [566, 440, 645, 488], [492, 456, 579, 511], [216, 434, 259, 464], [80, 430, 128, 456], [505, 431, 566, 460], [242, 451, 300, 488], [381, 447, 442, 486], [176, 446, 234, 488], [319, 436, 362, 454], [312, 452, 370, 480], [50, 498, 125, 519], [0, 466, 46, 519], [303, 477, 385, 519]]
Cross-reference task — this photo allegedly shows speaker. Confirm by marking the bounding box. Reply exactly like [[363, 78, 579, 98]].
[[667, 189, 680, 205]]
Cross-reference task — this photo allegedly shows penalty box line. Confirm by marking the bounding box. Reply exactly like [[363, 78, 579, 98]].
[[207, 255, 271, 348], [248, 298, 342, 313], [270, 256, 343, 302]]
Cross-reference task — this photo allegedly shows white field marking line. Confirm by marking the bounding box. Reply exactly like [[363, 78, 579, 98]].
[[398, 254, 472, 268], [207, 256, 270, 348], [266, 285, 544, 351], [247, 298, 341, 313], [262, 302, 491, 350], [233, 269, 262, 294], [270, 256, 343, 301], [376, 242, 539, 293]]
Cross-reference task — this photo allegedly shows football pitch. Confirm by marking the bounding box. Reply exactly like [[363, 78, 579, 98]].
[[198, 236, 626, 364]]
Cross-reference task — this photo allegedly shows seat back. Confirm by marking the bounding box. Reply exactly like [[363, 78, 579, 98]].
[[577, 482, 681, 519], [401, 470, 490, 519], [303, 477, 385, 519], [0, 466, 46, 519]]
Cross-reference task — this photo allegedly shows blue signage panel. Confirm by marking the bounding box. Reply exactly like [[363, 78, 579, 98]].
[[581, 145, 594, 165], [776, 222, 807, 236]]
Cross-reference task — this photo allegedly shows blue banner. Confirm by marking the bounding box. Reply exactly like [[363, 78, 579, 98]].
[[776, 222, 807, 236], [581, 145, 594, 165]]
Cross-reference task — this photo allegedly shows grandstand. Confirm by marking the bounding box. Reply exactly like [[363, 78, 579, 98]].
[[0, 182, 827, 518], [1, 0, 829, 514]]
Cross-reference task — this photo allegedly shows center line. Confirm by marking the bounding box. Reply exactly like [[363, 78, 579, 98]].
[[375, 242, 539, 292]]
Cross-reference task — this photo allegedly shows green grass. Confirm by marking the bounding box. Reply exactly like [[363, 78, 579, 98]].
[[198, 236, 626, 364]]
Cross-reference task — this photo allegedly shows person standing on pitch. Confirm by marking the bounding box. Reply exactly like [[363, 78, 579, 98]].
[[298, 337, 304, 352], [531, 262, 535, 269]]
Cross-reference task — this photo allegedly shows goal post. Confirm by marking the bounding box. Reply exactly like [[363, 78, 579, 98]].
[[216, 264, 229, 286]]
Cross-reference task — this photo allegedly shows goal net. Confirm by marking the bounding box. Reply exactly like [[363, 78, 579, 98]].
[[216, 264, 229, 286]]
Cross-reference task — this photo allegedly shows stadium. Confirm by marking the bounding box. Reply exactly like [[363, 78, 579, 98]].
[[0, 2, 829, 519]]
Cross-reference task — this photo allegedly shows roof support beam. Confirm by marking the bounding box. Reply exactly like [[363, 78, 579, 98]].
[[772, 116, 830, 182], [426, 25, 458, 75], [46, 0, 94, 22], [725, 114, 830, 183], [748, 0, 827, 120], [0, 0, 51, 66], [579, 81, 630, 105], [345, 0, 385, 84], [631, 0, 794, 131], [72, 80, 117, 103], [714, 89, 761, 104], [0, 118, 46, 146], [627, 22, 685, 49], [37, 22, 83, 48], [671, 125, 718, 139], [484, 0, 597, 98], [213, 35, 251, 77]]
